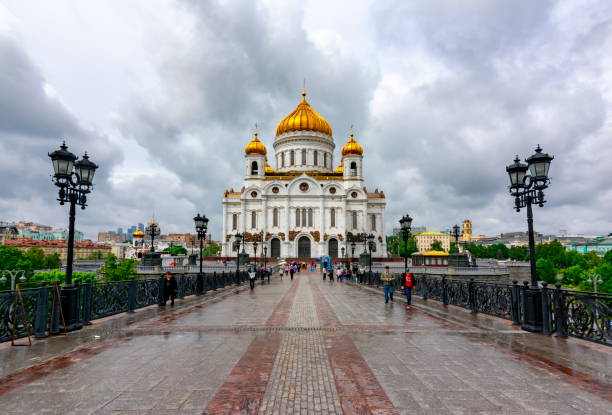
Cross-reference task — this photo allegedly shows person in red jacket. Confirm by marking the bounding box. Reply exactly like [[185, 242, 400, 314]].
[[404, 269, 414, 306]]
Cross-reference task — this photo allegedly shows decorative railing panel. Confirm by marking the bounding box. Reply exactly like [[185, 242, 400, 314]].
[[135, 278, 160, 308], [472, 283, 514, 320], [561, 290, 611, 345], [446, 279, 470, 309], [0, 289, 39, 343], [91, 281, 130, 319]]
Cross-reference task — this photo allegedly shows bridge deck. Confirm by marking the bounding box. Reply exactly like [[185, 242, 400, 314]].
[[0, 272, 610, 414]]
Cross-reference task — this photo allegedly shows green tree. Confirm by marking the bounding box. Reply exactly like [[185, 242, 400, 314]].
[[203, 244, 221, 257], [86, 251, 106, 260], [163, 246, 188, 256], [430, 240, 445, 252], [44, 253, 61, 269], [100, 254, 138, 281], [508, 246, 529, 261], [449, 242, 459, 254], [536, 258, 557, 284]]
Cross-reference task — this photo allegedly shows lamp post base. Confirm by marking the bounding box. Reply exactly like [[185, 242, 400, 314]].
[[60, 285, 83, 332], [521, 287, 543, 332]]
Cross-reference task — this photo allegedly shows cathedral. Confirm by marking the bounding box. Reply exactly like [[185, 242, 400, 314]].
[[221, 91, 387, 259]]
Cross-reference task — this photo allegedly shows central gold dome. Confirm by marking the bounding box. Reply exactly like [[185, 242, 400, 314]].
[[276, 93, 332, 137]]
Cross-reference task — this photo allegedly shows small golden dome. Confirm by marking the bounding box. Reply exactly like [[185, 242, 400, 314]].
[[265, 161, 273, 173], [245, 133, 267, 155], [341, 133, 364, 156], [276, 92, 332, 137], [335, 163, 343, 173], [132, 229, 144, 238]]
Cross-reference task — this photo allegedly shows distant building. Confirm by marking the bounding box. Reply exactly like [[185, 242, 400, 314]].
[[0, 222, 19, 244], [97, 232, 125, 243], [2, 221, 84, 242], [567, 237, 612, 255], [4, 239, 111, 264], [461, 220, 472, 242], [414, 232, 450, 252]]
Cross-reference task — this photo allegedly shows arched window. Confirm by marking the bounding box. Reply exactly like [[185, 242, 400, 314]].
[[296, 209, 300, 226], [302, 209, 307, 227], [323, 153, 327, 168], [308, 208, 313, 227], [290, 150, 295, 165], [273, 208, 279, 227], [314, 151, 318, 166], [371, 214, 376, 231], [330, 208, 335, 227], [280, 152, 285, 168], [352, 211, 357, 229], [301, 149, 306, 165], [350, 162, 357, 177], [251, 211, 257, 229], [251, 161, 258, 175], [232, 213, 237, 231]]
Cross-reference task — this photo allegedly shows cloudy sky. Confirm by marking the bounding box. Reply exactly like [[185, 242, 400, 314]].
[[1, 0, 611, 240]]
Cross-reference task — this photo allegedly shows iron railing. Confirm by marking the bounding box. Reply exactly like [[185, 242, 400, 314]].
[[0, 271, 248, 343], [354, 272, 611, 346]]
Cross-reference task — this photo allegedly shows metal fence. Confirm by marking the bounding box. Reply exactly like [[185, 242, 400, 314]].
[[353, 272, 611, 346], [0, 271, 248, 343]]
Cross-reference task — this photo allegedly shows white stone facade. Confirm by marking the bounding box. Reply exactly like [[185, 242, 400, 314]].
[[221, 100, 386, 259]]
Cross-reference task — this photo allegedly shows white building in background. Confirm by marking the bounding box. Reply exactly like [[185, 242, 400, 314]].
[[221, 91, 387, 259]]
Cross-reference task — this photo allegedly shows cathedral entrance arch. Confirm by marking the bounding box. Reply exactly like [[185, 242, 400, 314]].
[[328, 238, 338, 258], [297, 236, 311, 258], [270, 238, 281, 258]]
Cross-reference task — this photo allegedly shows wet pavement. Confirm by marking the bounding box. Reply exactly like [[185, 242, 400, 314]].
[[0, 272, 610, 414]]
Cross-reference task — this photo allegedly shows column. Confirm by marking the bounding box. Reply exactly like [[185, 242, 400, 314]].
[[284, 197, 290, 257], [319, 197, 325, 257], [262, 197, 268, 250], [222, 201, 227, 255]]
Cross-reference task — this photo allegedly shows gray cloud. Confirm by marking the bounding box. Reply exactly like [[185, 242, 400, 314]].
[[1, 0, 611, 240]]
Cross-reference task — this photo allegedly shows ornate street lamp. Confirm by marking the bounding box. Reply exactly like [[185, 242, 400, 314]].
[[451, 224, 462, 252], [235, 233, 243, 273], [253, 240, 258, 264], [399, 214, 412, 272], [145, 220, 160, 253], [367, 233, 375, 275], [350, 241, 356, 262], [0, 270, 26, 291], [49, 141, 98, 331], [263, 245, 268, 277], [506, 145, 553, 332], [194, 213, 209, 295]]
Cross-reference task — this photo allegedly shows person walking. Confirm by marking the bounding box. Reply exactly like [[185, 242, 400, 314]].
[[290, 264, 296, 280], [381, 266, 395, 304], [284, 264, 289, 277], [248, 265, 256, 290], [162, 271, 178, 306], [404, 269, 414, 306], [322, 267, 327, 280]]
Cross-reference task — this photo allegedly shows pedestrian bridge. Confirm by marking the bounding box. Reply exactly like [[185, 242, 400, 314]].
[[0, 272, 610, 414]]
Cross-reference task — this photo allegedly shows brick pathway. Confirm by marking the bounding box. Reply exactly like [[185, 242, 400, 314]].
[[0, 271, 610, 414]]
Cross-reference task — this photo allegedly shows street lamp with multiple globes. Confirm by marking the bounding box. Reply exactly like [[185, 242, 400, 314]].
[[145, 220, 161, 252], [366, 233, 375, 275], [194, 213, 209, 295], [451, 224, 462, 252], [506, 145, 554, 332], [399, 214, 413, 272], [48, 141, 98, 331]]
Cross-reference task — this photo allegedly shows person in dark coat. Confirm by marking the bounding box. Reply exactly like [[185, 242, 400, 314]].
[[162, 272, 178, 306]]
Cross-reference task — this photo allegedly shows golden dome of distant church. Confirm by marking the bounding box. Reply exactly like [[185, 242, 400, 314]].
[[276, 92, 332, 137], [244, 133, 267, 155], [341, 132, 364, 156]]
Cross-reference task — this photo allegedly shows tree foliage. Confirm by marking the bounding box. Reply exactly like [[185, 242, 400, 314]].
[[430, 240, 445, 252], [163, 246, 188, 256], [463, 240, 612, 292], [99, 254, 138, 281], [386, 234, 418, 257]]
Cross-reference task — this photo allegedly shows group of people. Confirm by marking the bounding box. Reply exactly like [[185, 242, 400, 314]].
[[248, 264, 270, 289], [380, 266, 414, 306]]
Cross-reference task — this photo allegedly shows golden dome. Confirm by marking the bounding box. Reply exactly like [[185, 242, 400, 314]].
[[276, 93, 332, 137], [335, 163, 343, 173], [245, 133, 267, 155], [132, 229, 144, 238], [341, 133, 364, 156], [265, 161, 273, 173]]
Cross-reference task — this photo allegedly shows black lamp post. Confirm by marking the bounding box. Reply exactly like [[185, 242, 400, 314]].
[[253, 240, 258, 265], [350, 241, 356, 263], [263, 246, 268, 276], [49, 141, 98, 331], [367, 233, 375, 275], [235, 233, 243, 273], [506, 145, 554, 332], [399, 214, 412, 272], [194, 213, 209, 295], [451, 224, 462, 252], [145, 221, 160, 252]]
